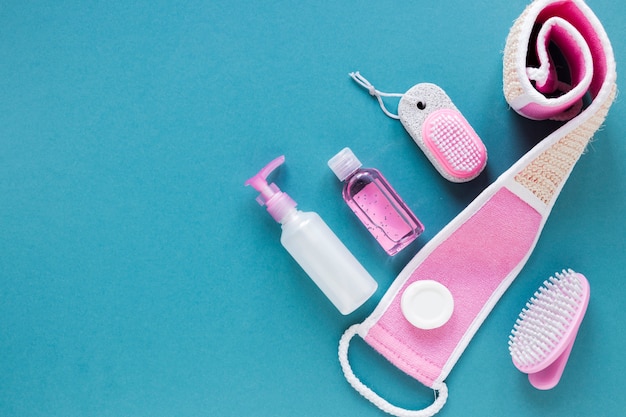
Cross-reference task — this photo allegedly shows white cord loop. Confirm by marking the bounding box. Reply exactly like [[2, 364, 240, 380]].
[[349, 71, 403, 120], [338, 324, 448, 417]]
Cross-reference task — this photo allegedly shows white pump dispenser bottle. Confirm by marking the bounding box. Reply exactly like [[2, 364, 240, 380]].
[[245, 155, 377, 315]]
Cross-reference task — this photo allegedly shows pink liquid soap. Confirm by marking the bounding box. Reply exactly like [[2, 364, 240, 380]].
[[328, 148, 424, 255]]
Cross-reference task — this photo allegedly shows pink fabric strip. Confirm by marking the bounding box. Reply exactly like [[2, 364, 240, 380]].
[[365, 188, 542, 386], [533, 19, 589, 94], [517, 2, 611, 120], [537, 2, 608, 97]]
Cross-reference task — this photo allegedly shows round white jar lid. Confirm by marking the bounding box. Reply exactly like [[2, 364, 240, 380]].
[[401, 280, 454, 330]]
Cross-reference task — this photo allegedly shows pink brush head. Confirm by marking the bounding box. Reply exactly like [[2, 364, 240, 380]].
[[421, 108, 486, 181], [508, 269, 590, 390]]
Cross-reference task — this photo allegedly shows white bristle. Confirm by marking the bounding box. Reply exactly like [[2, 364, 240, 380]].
[[508, 269, 585, 371], [426, 113, 482, 172]]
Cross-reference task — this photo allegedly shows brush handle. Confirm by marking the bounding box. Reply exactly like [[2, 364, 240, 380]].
[[528, 339, 576, 390]]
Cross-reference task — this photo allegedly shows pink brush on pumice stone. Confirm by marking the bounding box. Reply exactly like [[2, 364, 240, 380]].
[[348, 72, 487, 182]]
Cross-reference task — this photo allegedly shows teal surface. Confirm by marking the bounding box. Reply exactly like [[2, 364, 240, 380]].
[[1, 1, 625, 416]]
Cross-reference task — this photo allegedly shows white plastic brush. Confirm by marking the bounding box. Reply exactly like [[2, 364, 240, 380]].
[[508, 269, 590, 390]]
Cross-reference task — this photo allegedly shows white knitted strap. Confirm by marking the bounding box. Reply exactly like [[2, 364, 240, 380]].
[[338, 324, 448, 417]]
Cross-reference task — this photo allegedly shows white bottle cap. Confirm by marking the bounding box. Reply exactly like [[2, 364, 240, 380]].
[[328, 147, 362, 181], [401, 280, 454, 329]]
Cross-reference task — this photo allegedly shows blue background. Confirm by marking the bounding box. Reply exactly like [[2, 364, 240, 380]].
[[1, 1, 624, 416]]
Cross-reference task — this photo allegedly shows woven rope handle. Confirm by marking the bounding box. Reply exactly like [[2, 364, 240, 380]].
[[338, 325, 448, 417]]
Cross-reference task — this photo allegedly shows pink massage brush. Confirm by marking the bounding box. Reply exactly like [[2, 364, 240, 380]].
[[508, 269, 590, 390]]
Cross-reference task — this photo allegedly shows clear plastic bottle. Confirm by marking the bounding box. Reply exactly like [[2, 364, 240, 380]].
[[328, 147, 424, 255], [245, 155, 377, 315]]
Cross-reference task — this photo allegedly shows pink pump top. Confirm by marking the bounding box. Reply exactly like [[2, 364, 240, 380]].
[[244, 155, 297, 223]]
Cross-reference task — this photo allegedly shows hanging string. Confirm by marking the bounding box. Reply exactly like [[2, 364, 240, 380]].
[[349, 71, 403, 120]]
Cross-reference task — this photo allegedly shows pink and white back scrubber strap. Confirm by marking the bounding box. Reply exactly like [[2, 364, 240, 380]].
[[339, 0, 617, 416]]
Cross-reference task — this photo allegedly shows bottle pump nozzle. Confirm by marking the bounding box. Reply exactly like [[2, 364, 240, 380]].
[[245, 155, 297, 223]]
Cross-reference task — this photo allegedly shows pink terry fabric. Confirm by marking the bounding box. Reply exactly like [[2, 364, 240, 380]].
[[364, 188, 542, 386], [518, 1, 609, 120], [537, 1, 608, 97]]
